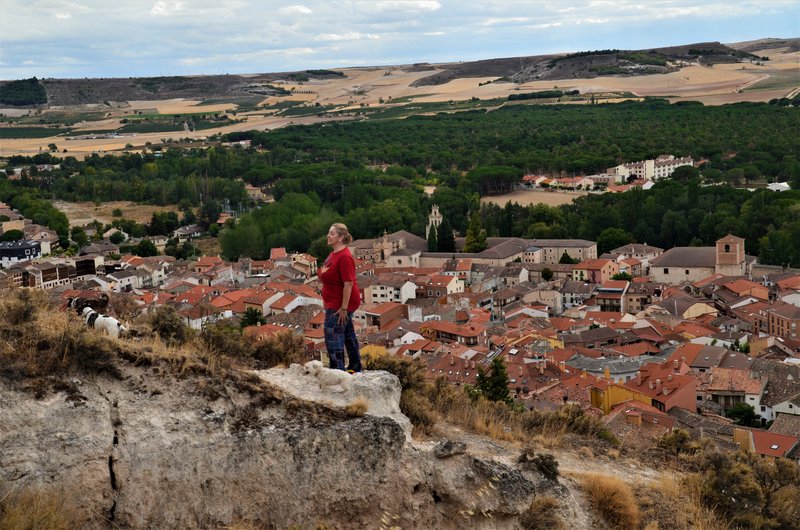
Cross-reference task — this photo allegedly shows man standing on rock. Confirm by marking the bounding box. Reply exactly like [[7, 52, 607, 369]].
[[319, 223, 362, 373]]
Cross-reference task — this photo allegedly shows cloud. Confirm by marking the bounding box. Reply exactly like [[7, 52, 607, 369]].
[[150, 0, 184, 17], [278, 5, 312, 15], [372, 1, 441, 12], [482, 17, 530, 27], [315, 32, 381, 42]]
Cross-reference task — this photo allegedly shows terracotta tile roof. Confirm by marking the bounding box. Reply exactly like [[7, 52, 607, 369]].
[[707, 367, 762, 394], [574, 258, 613, 270], [723, 279, 767, 297], [362, 301, 405, 315], [270, 293, 296, 310], [608, 342, 661, 357], [751, 429, 799, 458], [423, 320, 486, 338], [776, 275, 800, 290], [269, 247, 288, 260]]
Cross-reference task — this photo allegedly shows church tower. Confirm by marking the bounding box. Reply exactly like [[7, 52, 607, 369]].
[[715, 234, 746, 276], [426, 204, 443, 239]]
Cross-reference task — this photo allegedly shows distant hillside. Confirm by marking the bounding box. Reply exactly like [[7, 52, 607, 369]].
[[0, 40, 785, 106], [729, 37, 800, 53], [0, 70, 346, 107], [412, 41, 761, 87]]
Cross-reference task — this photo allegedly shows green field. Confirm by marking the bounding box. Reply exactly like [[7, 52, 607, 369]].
[[742, 70, 800, 92], [0, 127, 72, 138], [117, 122, 184, 133], [279, 104, 339, 117]]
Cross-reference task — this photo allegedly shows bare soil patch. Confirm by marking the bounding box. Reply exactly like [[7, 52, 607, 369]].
[[53, 200, 180, 227], [481, 189, 589, 207]]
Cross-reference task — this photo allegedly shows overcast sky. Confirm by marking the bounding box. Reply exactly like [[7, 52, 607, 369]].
[[1, 1, 797, 80]]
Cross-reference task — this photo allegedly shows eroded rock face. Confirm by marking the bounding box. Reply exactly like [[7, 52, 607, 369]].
[[0, 362, 573, 529]]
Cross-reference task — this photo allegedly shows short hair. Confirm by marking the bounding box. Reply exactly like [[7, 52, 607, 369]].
[[331, 223, 352, 244]]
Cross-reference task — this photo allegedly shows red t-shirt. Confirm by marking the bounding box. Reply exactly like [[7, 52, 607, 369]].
[[319, 247, 360, 312]]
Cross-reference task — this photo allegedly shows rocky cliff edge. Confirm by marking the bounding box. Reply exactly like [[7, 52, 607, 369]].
[[1, 360, 595, 529]]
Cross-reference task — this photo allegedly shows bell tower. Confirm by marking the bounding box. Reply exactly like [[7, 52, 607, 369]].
[[715, 234, 746, 276], [426, 204, 443, 239]]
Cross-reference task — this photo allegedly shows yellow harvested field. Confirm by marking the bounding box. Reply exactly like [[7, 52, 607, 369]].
[[0, 48, 796, 159], [481, 189, 589, 207], [53, 200, 180, 227]]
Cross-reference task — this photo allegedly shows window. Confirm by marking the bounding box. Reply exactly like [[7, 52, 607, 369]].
[[685, 270, 690, 275], [663, 268, 669, 274], [724, 244, 730, 253]]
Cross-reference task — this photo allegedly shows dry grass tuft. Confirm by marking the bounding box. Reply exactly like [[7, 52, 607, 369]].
[[344, 396, 369, 417], [581, 473, 640, 529], [607, 449, 621, 459], [365, 350, 611, 445], [519, 496, 566, 530], [636, 473, 729, 530], [0, 481, 85, 530], [578, 446, 593, 459]]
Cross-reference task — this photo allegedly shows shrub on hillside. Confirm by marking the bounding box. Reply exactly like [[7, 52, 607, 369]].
[[200, 320, 248, 357], [519, 496, 565, 530], [0, 480, 85, 529], [0, 288, 120, 385], [148, 304, 190, 345], [581, 473, 640, 529], [250, 330, 305, 368]]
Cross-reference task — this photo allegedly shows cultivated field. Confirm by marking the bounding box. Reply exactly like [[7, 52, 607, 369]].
[[481, 189, 589, 207], [1, 46, 797, 159], [53, 200, 180, 227]]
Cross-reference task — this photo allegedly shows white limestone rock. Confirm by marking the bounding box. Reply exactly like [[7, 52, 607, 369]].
[[256, 360, 412, 440]]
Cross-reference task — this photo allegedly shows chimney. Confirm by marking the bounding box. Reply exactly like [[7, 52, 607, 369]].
[[559, 361, 566, 371], [449, 355, 454, 366], [667, 374, 673, 381], [635, 371, 642, 385], [656, 378, 661, 386], [539, 362, 545, 375], [673, 359, 679, 370], [649, 380, 655, 390]]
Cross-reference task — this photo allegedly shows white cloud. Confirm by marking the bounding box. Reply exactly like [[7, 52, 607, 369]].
[[150, 1, 184, 17], [532, 22, 562, 29], [372, 1, 442, 12], [54, 12, 72, 19], [482, 17, 530, 27], [315, 32, 381, 42], [278, 5, 312, 15]]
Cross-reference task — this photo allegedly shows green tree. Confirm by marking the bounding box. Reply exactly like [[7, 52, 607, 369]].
[[109, 231, 125, 244], [541, 267, 554, 281], [476, 357, 512, 404], [70, 226, 89, 248], [133, 239, 158, 257], [437, 217, 456, 252], [112, 208, 123, 217], [596, 227, 635, 254], [726, 403, 761, 427], [464, 211, 487, 253], [199, 199, 221, 229], [612, 272, 633, 281], [670, 165, 700, 182], [559, 251, 578, 264], [0, 229, 23, 242], [427, 226, 437, 252], [240, 307, 266, 328]]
